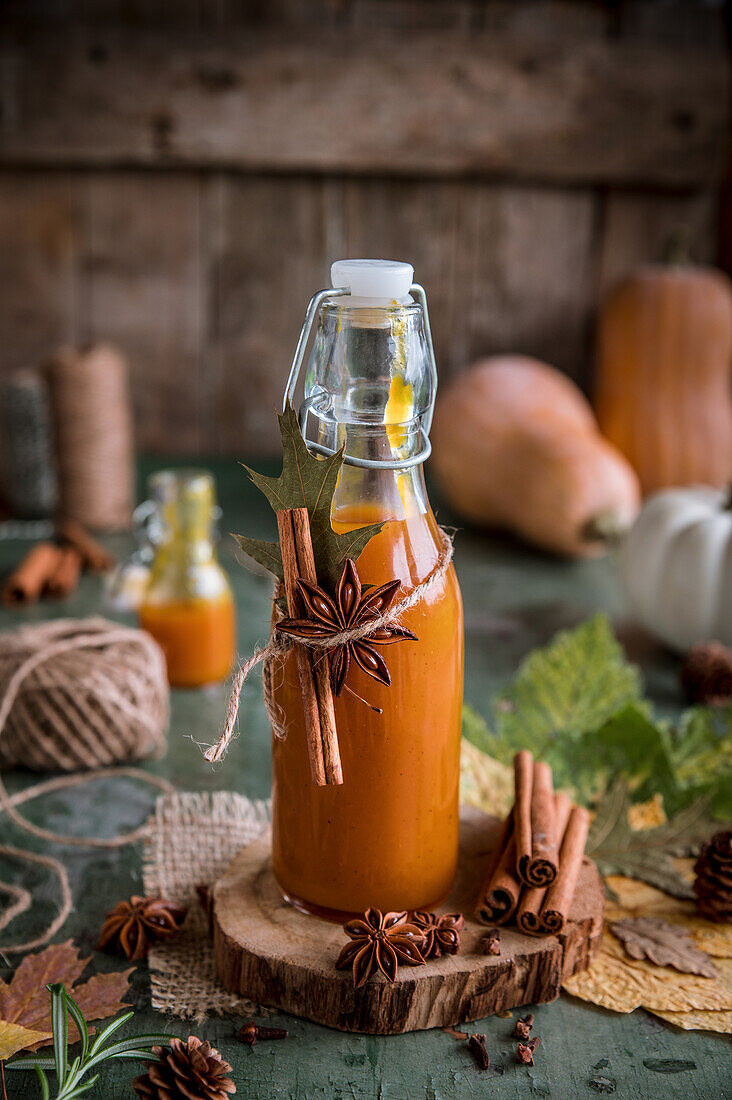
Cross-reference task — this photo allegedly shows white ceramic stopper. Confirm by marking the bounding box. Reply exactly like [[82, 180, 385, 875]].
[[330, 259, 414, 302]]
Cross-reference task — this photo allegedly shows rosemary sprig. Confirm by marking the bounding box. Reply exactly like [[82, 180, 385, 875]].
[[6, 983, 170, 1099]]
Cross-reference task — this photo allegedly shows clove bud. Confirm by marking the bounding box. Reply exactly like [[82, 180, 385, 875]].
[[516, 1037, 541, 1065], [467, 1032, 490, 1070], [481, 929, 501, 956], [238, 1021, 289, 1045], [513, 1013, 534, 1040]]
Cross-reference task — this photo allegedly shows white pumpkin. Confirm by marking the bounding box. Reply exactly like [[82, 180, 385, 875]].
[[620, 486, 732, 652]]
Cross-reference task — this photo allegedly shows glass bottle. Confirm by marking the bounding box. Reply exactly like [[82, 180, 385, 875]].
[[272, 260, 464, 919], [138, 469, 236, 688]]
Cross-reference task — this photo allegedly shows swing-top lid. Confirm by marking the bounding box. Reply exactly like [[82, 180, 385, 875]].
[[330, 259, 414, 304]]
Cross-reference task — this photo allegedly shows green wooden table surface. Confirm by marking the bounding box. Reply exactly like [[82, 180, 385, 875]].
[[1, 458, 730, 1099]]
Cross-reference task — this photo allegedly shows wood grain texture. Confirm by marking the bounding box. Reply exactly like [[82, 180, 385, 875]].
[[0, 175, 79, 374], [0, 174, 717, 456], [0, 21, 726, 186], [597, 190, 718, 298], [76, 173, 205, 453], [212, 807, 604, 1034]]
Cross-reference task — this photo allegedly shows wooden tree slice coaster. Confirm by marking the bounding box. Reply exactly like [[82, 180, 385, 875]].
[[212, 806, 604, 1035]]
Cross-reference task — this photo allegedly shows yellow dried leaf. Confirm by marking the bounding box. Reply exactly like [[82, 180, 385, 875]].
[[649, 1008, 732, 1034], [604, 875, 690, 918], [563, 932, 732, 1014], [677, 919, 732, 959], [628, 794, 666, 831], [459, 740, 513, 818], [0, 1020, 52, 1060]]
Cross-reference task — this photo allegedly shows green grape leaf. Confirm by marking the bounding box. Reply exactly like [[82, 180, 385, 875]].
[[665, 706, 732, 816], [468, 615, 642, 764], [587, 780, 722, 899], [461, 617, 732, 821], [566, 703, 678, 807], [237, 403, 383, 587]]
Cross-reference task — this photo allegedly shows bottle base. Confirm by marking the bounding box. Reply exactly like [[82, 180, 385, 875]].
[[279, 887, 451, 924]]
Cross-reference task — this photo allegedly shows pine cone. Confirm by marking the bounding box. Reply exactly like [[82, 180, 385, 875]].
[[132, 1037, 236, 1099], [680, 642, 732, 705], [693, 830, 732, 923]]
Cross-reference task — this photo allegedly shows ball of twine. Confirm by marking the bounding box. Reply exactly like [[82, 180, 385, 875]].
[[48, 343, 134, 531], [0, 617, 169, 772]]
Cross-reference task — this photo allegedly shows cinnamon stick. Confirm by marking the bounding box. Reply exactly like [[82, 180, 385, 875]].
[[1, 542, 63, 605], [513, 750, 534, 882], [516, 792, 572, 935], [45, 546, 82, 599], [58, 517, 116, 573], [475, 812, 521, 926], [517, 757, 558, 887], [540, 805, 590, 934], [277, 507, 343, 786]]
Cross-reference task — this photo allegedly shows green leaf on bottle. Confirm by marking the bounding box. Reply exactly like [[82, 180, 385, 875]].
[[235, 403, 383, 588]]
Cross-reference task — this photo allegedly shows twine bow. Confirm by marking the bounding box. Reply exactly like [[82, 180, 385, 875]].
[[205, 527, 454, 763]]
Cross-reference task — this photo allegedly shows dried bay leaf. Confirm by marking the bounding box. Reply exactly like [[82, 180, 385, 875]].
[[236, 404, 383, 588], [0, 940, 132, 1052], [0, 1020, 51, 1061], [609, 917, 718, 978]]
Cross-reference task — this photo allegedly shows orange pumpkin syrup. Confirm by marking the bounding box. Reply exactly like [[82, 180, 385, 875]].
[[271, 503, 464, 920], [140, 594, 235, 688], [136, 469, 236, 689]]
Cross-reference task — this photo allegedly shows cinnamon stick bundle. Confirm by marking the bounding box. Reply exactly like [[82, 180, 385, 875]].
[[277, 507, 343, 786], [540, 806, 591, 934], [58, 517, 116, 573], [475, 812, 522, 926], [1, 543, 63, 605], [45, 546, 82, 599], [516, 792, 572, 936], [515, 752, 559, 887]]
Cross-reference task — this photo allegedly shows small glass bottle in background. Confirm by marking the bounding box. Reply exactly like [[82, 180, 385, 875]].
[[138, 469, 236, 688]]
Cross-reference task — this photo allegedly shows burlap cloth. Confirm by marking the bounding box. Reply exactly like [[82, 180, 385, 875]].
[[142, 790, 270, 1022]]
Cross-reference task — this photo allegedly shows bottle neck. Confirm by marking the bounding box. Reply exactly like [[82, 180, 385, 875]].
[[328, 429, 429, 524], [153, 526, 217, 569]]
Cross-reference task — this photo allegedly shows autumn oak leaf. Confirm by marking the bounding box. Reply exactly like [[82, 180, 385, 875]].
[[235, 403, 383, 588], [610, 917, 718, 978], [0, 940, 132, 1055]]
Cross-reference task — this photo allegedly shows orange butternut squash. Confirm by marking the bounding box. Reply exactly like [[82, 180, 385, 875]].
[[430, 356, 641, 557], [595, 264, 732, 494]]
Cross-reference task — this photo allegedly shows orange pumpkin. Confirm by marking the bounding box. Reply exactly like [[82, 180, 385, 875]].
[[430, 356, 641, 557], [595, 264, 732, 493]]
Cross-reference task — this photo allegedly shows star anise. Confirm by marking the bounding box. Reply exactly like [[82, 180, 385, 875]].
[[277, 558, 417, 705], [335, 907, 427, 988], [410, 911, 464, 958], [98, 894, 187, 960]]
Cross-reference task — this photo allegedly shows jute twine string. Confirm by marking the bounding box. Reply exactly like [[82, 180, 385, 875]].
[[205, 527, 454, 764], [48, 344, 134, 531], [0, 618, 174, 954], [0, 618, 168, 772]]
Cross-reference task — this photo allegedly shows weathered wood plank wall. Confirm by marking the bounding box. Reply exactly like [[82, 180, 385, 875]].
[[0, 1, 727, 454]]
